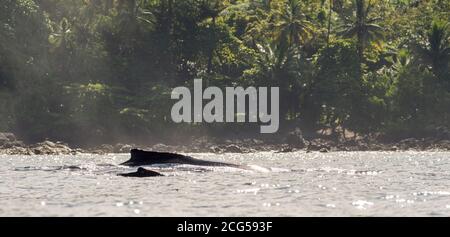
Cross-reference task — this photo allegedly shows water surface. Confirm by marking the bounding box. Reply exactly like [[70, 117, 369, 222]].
[[1, 151, 449, 216]]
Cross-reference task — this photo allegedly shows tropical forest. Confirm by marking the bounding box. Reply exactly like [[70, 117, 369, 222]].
[[0, 0, 449, 148]]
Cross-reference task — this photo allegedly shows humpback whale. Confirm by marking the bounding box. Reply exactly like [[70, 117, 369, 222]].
[[120, 149, 243, 168], [118, 167, 164, 177]]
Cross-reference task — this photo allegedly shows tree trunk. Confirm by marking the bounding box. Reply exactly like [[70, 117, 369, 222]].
[[356, 0, 365, 64], [326, 0, 332, 46], [207, 16, 216, 73]]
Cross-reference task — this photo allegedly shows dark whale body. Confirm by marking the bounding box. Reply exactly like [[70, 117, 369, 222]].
[[120, 149, 242, 168], [118, 167, 164, 177]]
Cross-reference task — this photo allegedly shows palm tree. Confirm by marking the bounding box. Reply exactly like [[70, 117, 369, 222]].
[[414, 20, 450, 81], [49, 18, 72, 50], [272, 0, 314, 50], [253, 41, 298, 121], [198, 0, 228, 73], [135, 1, 156, 27], [230, 0, 272, 47], [339, 0, 383, 63], [254, 42, 293, 82], [48, 18, 73, 74]]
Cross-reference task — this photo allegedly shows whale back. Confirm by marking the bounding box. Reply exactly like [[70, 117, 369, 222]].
[[120, 149, 190, 166], [118, 167, 164, 177], [121, 149, 243, 168]]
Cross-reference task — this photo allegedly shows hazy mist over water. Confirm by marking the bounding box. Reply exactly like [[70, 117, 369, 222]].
[[1, 151, 450, 217]]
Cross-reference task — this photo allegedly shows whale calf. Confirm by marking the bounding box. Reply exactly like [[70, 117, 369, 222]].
[[120, 149, 243, 168], [118, 167, 164, 177]]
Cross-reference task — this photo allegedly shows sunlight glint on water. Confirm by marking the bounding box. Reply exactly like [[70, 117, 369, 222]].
[[0, 151, 449, 216]]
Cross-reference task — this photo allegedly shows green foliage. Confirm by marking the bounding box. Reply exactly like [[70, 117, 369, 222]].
[[0, 0, 449, 144], [311, 40, 368, 132], [413, 20, 449, 85]]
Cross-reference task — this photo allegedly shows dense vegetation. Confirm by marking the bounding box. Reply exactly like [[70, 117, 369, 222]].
[[0, 0, 449, 146]]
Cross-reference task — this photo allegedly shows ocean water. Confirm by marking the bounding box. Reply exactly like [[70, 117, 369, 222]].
[[0, 151, 449, 216]]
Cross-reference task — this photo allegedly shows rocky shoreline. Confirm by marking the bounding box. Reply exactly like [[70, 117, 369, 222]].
[[1, 131, 450, 155]]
